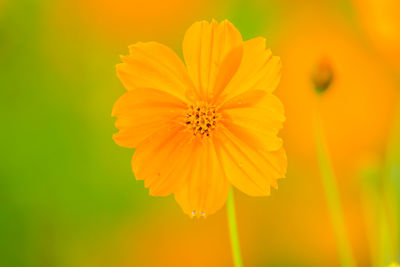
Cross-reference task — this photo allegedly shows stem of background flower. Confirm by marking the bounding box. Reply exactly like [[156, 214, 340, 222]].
[[359, 165, 380, 267], [379, 91, 400, 265], [314, 100, 356, 267], [227, 188, 243, 267], [378, 200, 393, 267], [359, 163, 394, 267]]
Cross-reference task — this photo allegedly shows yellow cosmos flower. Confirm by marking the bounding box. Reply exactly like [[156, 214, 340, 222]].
[[112, 19, 286, 217]]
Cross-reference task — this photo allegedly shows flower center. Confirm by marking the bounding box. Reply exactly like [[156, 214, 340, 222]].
[[185, 102, 219, 137]]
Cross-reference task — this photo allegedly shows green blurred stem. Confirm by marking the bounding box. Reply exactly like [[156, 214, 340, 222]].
[[379, 92, 400, 265], [314, 101, 356, 267], [227, 188, 243, 267], [378, 198, 393, 267]]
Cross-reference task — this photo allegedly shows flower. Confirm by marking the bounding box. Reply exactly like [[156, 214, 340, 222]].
[[112, 19, 286, 217], [351, 0, 400, 71]]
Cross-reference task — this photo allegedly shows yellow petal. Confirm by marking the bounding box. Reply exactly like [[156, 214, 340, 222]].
[[132, 123, 193, 196], [174, 138, 230, 217], [182, 20, 243, 100], [112, 88, 186, 148], [117, 41, 195, 101], [212, 46, 244, 103], [214, 126, 287, 196], [219, 37, 282, 104], [221, 90, 285, 151]]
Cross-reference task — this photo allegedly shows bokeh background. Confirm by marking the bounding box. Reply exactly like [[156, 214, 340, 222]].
[[1, 0, 399, 266]]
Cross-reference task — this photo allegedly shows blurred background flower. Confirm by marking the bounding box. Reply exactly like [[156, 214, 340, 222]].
[[351, 0, 400, 71], [1, 0, 399, 266]]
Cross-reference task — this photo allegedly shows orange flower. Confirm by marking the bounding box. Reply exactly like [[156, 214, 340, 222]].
[[112, 20, 286, 217], [351, 0, 400, 70]]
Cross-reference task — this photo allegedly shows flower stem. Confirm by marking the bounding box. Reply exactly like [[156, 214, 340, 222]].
[[379, 92, 400, 265], [314, 101, 356, 267], [227, 188, 243, 267]]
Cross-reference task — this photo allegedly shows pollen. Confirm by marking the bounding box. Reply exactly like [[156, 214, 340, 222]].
[[185, 101, 219, 137]]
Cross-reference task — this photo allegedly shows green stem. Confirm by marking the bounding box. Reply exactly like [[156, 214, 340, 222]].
[[378, 200, 393, 267], [227, 188, 243, 267], [314, 101, 356, 267], [379, 93, 400, 265], [359, 166, 380, 267]]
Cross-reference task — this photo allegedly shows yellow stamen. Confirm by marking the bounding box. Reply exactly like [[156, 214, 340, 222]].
[[185, 101, 219, 137]]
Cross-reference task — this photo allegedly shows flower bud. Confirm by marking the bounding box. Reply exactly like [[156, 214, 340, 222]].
[[312, 57, 334, 94]]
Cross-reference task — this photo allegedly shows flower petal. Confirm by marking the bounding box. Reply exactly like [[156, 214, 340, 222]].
[[117, 41, 195, 101], [174, 138, 230, 217], [131, 124, 194, 196], [214, 126, 287, 196], [221, 90, 285, 151], [211, 46, 244, 103], [112, 88, 186, 148], [182, 20, 243, 100], [218, 37, 282, 104]]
